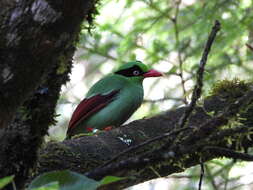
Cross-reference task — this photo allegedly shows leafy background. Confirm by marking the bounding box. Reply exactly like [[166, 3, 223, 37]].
[[48, 0, 253, 189]]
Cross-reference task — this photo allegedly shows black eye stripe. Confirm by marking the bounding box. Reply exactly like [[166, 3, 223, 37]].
[[115, 65, 144, 77]]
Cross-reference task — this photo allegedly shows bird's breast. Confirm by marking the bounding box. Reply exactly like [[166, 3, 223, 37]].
[[114, 84, 144, 122], [85, 83, 144, 128]]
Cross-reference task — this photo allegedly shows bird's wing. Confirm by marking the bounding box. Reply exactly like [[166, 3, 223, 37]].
[[67, 89, 120, 133]]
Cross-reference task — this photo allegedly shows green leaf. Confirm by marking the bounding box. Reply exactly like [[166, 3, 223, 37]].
[[28, 170, 99, 190], [0, 175, 14, 189], [99, 176, 125, 186], [28, 170, 126, 190], [31, 182, 59, 190]]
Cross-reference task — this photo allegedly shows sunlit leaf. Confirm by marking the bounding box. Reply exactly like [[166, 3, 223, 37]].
[[31, 182, 59, 190], [0, 175, 14, 189], [100, 176, 125, 185]]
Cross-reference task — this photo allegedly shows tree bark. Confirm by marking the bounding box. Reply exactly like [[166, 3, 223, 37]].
[[0, 0, 97, 189], [36, 81, 253, 189]]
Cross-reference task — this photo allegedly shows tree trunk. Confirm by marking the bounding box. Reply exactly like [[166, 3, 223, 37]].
[[0, 0, 97, 189]]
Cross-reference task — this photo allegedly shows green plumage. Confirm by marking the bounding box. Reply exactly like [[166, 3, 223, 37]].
[[86, 75, 143, 127]]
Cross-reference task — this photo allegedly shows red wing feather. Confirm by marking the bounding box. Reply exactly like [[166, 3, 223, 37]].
[[67, 90, 119, 133]]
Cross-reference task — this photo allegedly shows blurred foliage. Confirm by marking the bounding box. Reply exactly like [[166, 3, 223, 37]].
[[76, 0, 253, 107], [0, 175, 14, 189], [51, 0, 253, 189], [28, 170, 124, 190]]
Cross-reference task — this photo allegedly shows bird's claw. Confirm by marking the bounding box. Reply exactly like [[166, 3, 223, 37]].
[[104, 126, 114, 131]]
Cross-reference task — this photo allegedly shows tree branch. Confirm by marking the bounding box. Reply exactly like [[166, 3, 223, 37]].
[[36, 83, 253, 189]]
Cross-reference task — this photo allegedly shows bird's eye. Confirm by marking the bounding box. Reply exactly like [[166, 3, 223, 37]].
[[133, 70, 140, 76]]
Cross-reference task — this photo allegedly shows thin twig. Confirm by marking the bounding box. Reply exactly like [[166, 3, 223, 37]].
[[177, 20, 221, 129], [143, 97, 184, 103], [99, 126, 190, 168], [205, 146, 253, 161], [222, 161, 234, 190], [12, 180, 17, 190], [171, 0, 188, 104], [198, 162, 205, 190], [205, 164, 219, 190], [246, 43, 253, 52]]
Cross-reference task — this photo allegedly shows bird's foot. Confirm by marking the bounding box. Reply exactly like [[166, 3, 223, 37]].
[[104, 126, 114, 131], [73, 127, 114, 138], [86, 127, 102, 135], [87, 127, 95, 132]]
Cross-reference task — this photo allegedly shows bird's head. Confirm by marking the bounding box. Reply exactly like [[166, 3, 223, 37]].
[[115, 61, 162, 82]]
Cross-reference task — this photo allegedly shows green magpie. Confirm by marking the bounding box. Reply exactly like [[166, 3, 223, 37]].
[[67, 61, 162, 137]]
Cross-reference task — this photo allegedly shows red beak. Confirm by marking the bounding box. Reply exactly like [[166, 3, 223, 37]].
[[143, 69, 163, 78]]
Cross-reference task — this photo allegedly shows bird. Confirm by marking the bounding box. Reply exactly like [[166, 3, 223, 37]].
[[67, 61, 162, 138]]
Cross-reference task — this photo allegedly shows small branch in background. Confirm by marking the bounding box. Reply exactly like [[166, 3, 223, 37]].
[[177, 20, 221, 129], [167, 174, 200, 179], [222, 161, 235, 190], [174, 20, 219, 190], [171, 0, 188, 105], [143, 97, 184, 103], [82, 46, 117, 61], [205, 146, 253, 161], [198, 162, 205, 190], [205, 165, 219, 190], [246, 43, 253, 52]]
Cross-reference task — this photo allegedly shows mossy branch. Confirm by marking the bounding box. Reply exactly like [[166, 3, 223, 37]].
[[37, 80, 253, 189]]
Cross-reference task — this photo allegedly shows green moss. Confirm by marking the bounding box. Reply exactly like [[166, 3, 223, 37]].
[[209, 78, 250, 99], [57, 56, 68, 75], [239, 100, 253, 127], [85, 0, 101, 32], [207, 78, 253, 127]]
